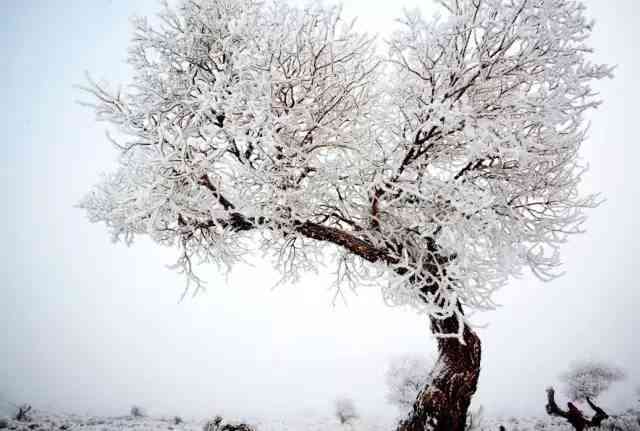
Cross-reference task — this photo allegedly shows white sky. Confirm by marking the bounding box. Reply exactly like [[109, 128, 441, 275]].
[[1, 0, 638, 423]]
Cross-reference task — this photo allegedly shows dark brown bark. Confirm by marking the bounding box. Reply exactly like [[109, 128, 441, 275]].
[[545, 387, 609, 431], [397, 312, 481, 431]]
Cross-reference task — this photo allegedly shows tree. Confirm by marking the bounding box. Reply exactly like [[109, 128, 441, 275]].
[[545, 387, 609, 431], [334, 397, 359, 425], [385, 354, 433, 411], [545, 360, 625, 430], [560, 360, 625, 401], [79, 0, 612, 430]]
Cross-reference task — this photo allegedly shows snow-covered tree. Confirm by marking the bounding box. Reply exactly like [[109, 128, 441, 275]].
[[546, 361, 624, 430], [385, 354, 433, 411], [334, 397, 359, 425], [545, 387, 608, 431], [130, 405, 146, 418], [79, 0, 612, 429], [560, 360, 625, 401]]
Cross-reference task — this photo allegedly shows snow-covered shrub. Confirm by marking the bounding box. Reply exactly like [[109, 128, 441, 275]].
[[130, 405, 146, 418], [203, 416, 253, 431], [334, 397, 359, 425], [560, 360, 625, 401], [174, 416, 183, 425], [385, 354, 433, 410]]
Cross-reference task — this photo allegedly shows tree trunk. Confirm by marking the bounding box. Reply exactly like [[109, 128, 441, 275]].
[[396, 312, 481, 431]]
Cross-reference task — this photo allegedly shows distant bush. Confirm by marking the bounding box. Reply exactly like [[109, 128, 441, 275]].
[[334, 397, 359, 425], [174, 416, 183, 425], [130, 405, 146, 418], [0, 417, 8, 429]]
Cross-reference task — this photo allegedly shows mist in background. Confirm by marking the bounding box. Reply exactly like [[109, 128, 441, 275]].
[[1, 0, 638, 422]]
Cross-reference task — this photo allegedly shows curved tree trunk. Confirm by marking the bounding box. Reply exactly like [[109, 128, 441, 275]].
[[397, 312, 481, 431]]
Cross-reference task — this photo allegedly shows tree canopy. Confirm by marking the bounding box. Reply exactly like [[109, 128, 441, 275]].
[[79, 0, 612, 340]]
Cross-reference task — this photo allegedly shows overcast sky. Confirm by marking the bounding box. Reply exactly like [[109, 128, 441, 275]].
[[1, 0, 638, 424]]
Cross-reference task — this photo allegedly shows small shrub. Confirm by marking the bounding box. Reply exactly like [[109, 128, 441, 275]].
[[202, 416, 253, 431], [130, 405, 146, 418], [174, 416, 183, 425]]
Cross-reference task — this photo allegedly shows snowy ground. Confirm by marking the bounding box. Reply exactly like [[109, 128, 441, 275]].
[[1, 409, 638, 431], [0, 413, 387, 431]]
